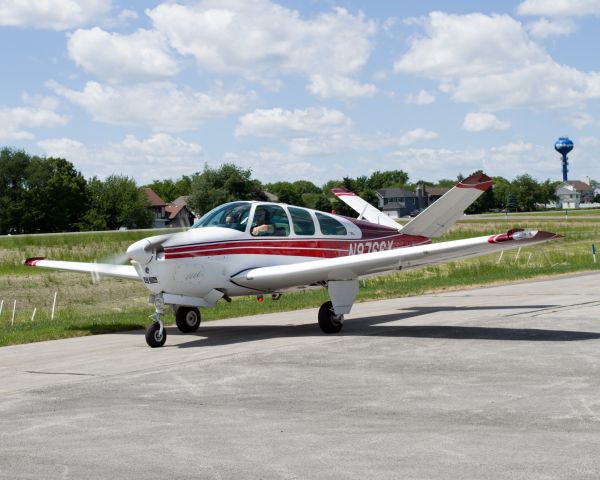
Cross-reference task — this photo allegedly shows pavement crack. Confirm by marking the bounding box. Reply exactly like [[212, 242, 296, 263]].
[[23, 370, 96, 377], [503, 301, 600, 317]]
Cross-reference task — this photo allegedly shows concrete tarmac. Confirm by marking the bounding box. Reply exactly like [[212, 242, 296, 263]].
[[1, 272, 600, 479]]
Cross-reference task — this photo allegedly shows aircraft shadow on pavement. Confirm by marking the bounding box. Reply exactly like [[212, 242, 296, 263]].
[[172, 304, 600, 349]]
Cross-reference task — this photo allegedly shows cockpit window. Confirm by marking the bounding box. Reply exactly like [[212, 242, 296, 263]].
[[289, 207, 315, 235], [315, 212, 347, 235], [251, 205, 290, 237], [191, 202, 251, 232]]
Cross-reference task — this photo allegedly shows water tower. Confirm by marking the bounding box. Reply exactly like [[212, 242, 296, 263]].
[[554, 137, 573, 182]]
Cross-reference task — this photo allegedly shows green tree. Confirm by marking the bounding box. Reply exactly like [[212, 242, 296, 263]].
[[506, 193, 518, 213], [188, 163, 263, 215], [0, 148, 30, 234], [435, 178, 457, 188], [22, 157, 88, 233], [302, 193, 332, 212], [512, 174, 543, 211], [264, 181, 304, 206], [538, 179, 560, 207], [0, 149, 87, 233], [146, 175, 192, 203], [491, 176, 511, 210], [367, 170, 409, 189], [81, 175, 153, 230]]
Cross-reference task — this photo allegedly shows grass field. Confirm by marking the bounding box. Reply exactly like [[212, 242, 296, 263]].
[[1, 216, 599, 347]]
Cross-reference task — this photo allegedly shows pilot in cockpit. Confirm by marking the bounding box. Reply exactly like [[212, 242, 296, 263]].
[[224, 210, 240, 225], [251, 207, 274, 236]]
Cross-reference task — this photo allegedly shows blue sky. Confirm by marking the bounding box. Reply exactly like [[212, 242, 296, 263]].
[[1, 0, 600, 186]]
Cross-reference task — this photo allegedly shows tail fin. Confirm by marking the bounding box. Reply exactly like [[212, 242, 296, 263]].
[[331, 187, 401, 230], [399, 173, 492, 238]]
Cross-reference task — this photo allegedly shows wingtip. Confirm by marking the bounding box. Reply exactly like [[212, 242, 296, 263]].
[[331, 187, 355, 196], [23, 257, 45, 266], [457, 173, 493, 191]]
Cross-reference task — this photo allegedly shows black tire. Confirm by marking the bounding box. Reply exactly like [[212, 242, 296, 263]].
[[146, 322, 167, 348], [318, 301, 343, 334], [176, 307, 201, 333]]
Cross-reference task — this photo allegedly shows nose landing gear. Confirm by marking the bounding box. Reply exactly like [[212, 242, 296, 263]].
[[145, 295, 167, 348]]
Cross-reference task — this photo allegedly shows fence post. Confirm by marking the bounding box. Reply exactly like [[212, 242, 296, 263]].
[[11, 300, 16, 326], [51, 291, 58, 320]]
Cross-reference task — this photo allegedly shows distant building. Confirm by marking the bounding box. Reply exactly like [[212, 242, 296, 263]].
[[165, 196, 196, 227], [143, 189, 196, 228], [555, 185, 581, 209], [376, 185, 451, 218], [143, 187, 168, 228], [555, 179, 594, 209]]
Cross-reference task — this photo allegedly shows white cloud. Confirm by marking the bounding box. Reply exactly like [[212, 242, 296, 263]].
[[236, 107, 436, 157], [118, 9, 138, 21], [517, 0, 600, 16], [395, 12, 547, 78], [288, 129, 437, 157], [0, 0, 110, 30], [147, 0, 376, 98], [394, 12, 600, 111], [578, 136, 600, 147], [51, 81, 253, 132], [37, 134, 203, 183], [307, 75, 377, 99], [569, 111, 595, 128], [68, 27, 179, 82], [224, 150, 328, 183], [405, 89, 435, 105], [397, 128, 438, 145], [236, 107, 352, 137], [527, 18, 576, 38], [0, 104, 68, 141], [388, 141, 562, 181], [462, 112, 511, 132]]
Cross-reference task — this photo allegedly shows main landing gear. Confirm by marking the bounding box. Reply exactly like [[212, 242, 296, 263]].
[[175, 306, 201, 333], [145, 299, 202, 347], [318, 300, 344, 334]]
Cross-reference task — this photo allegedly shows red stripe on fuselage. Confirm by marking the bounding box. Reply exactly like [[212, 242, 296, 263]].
[[164, 235, 430, 260]]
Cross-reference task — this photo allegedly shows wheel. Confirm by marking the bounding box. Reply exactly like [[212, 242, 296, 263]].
[[318, 301, 343, 334], [176, 307, 201, 333], [146, 322, 167, 348]]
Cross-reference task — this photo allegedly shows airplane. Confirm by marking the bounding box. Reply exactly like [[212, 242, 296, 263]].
[[23, 173, 561, 348]]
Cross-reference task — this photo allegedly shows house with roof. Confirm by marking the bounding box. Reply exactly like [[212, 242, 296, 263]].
[[143, 187, 168, 228], [143, 188, 196, 228], [166, 196, 196, 227], [554, 179, 594, 209], [375, 185, 451, 218], [555, 185, 581, 209]]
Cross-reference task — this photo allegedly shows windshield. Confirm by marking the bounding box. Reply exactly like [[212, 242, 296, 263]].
[[191, 202, 251, 232]]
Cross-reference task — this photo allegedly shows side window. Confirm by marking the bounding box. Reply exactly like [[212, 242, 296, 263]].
[[316, 212, 347, 236], [289, 207, 315, 236], [251, 205, 290, 236]]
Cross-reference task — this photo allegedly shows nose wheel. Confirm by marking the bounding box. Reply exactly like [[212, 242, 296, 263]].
[[145, 319, 167, 348], [146, 295, 167, 348]]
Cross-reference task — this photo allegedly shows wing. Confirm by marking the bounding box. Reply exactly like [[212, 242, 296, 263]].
[[231, 230, 561, 291], [23, 257, 140, 281], [399, 173, 493, 238], [331, 187, 401, 230]]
